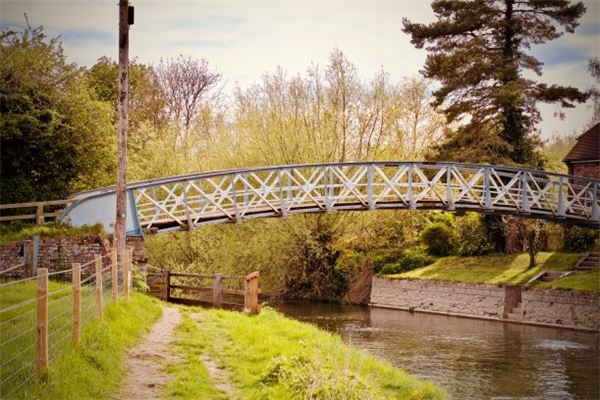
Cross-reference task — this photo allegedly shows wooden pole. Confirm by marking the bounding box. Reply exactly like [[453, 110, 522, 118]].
[[115, 0, 130, 294], [244, 272, 260, 315], [111, 250, 118, 303], [35, 204, 44, 225], [37, 268, 48, 377], [72, 263, 81, 346], [124, 247, 130, 301], [127, 246, 134, 295], [164, 270, 171, 302], [24, 240, 34, 277], [95, 255, 103, 320], [212, 274, 223, 308]]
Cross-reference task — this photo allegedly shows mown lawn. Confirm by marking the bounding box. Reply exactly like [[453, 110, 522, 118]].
[[164, 307, 446, 400], [535, 269, 599, 291], [384, 251, 598, 291]]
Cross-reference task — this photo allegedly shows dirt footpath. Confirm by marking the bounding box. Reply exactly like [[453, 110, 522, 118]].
[[117, 306, 182, 400]]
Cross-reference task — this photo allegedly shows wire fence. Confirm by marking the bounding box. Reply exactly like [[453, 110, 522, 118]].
[[0, 248, 132, 399]]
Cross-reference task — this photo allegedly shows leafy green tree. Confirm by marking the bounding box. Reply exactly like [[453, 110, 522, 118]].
[[542, 133, 577, 174], [0, 26, 115, 203], [85, 57, 167, 151], [403, 0, 589, 167]]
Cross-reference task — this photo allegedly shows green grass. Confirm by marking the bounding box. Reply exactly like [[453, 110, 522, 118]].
[[18, 293, 161, 400], [535, 268, 599, 291], [0, 221, 105, 243], [165, 307, 446, 400], [385, 251, 597, 290], [1, 279, 77, 399], [1, 278, 161, 400]]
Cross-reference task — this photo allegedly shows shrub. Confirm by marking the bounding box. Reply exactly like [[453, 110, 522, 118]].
[[563, 226, 599, 252], [427, 211, 454, 227], [455, 213, 495, 256], [378, 246, 435, 275], [421, 222, 456, 256], [372, 252, 403, 274]]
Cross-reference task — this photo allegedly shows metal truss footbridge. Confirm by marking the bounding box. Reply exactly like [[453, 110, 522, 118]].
[[60, 161, 600, 234]]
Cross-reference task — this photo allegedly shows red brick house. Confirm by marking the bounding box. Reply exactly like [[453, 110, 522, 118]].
[[563, 123, 600, 179]]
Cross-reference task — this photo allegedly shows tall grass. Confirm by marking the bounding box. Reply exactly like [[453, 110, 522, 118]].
[[12, 293, 161, 399], [166, 307, 446, 400]]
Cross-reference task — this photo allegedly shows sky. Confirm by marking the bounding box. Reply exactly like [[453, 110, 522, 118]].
[[1, 0, 599, 140]]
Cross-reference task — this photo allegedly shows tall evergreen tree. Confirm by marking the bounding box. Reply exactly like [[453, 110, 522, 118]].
[[403, 0, 589, 167]]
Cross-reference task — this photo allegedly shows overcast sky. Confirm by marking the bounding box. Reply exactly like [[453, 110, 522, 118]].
[[1, 0, 598, 140]]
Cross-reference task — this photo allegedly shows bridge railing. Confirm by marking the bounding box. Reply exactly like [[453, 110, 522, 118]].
[[129, 162, 599, 231], [58, 162, 599, 233]]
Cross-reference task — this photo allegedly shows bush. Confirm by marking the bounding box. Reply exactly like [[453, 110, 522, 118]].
[[421, 222, 456, 256], [372, 252, 402, 274], [428, 212, 454, 227], [455, 213, 495, 256], [378, 246, 435, 275], [563, 226, 599, 252]]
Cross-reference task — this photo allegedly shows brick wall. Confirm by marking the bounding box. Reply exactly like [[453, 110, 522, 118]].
[[0, 235, 146, 277], [572, 162, 600, 180], [370, 277, 600, 331]]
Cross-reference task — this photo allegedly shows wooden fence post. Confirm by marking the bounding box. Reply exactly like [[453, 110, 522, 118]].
[[72, 263, 81, 346], [111, 250, 118, 303], [244, 272, 260, 315], [37, 268, 48, 377], [164, 270, 171, 301], [35, 204, 44, 225], [24, 240, 34, 277], [212, 274, 223, 308], [128, 246, 134, 294], [95, 255, 103, 320], [124, 247, 131, 301]]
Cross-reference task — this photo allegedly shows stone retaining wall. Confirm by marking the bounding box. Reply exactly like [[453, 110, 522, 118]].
[[370, 277, 600, 331], [0, 235, 146, 276], [0, 241, 23, 268], [521, 288, 599, 330]]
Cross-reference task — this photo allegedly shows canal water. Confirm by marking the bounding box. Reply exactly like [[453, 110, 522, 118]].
[[275, 301, 599, 400]]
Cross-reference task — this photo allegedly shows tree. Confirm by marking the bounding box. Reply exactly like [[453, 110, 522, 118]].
[[85, 57, 168, 150], [0, 26, 115, 204], [403, 0, 589, 167], [587, 57, 600, 128], [515, 219, 544, 268], [155, 55, 221, 143]]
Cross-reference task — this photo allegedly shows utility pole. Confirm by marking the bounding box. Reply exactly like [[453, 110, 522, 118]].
[[116, 0, 131, 275]]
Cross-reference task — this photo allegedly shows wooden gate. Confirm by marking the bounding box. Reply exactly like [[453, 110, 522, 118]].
[[145, 268, 260, 314]]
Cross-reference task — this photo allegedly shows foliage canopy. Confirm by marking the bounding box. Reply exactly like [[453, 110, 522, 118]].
[[403, 0, 589, 167]]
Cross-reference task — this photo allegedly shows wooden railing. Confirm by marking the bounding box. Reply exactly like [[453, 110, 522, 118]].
[[0, 199, 73, 224], [149, 270, 261, 314]]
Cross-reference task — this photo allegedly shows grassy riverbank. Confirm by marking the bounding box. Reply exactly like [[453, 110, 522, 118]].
[[165, 307, 446, 400], [0, 222, 105, 243], [384, 251, 598, 291], [10, 293, 161, 399]]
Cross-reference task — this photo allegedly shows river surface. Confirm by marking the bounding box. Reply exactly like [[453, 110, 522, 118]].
[[274, 301, 599, 400]]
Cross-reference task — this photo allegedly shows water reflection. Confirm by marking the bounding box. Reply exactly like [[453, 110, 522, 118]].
[[275, 301, 599, 400]]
